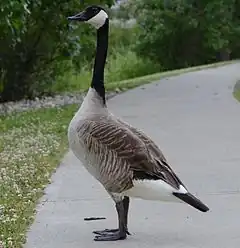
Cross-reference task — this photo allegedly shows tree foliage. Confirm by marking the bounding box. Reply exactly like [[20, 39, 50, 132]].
[[132, 0, 240, 70], [1, 0, 240, 102], [0, 0, 114, 102]]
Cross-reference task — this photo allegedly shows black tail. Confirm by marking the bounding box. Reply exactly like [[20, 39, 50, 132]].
[[173, 192, 209, 212]]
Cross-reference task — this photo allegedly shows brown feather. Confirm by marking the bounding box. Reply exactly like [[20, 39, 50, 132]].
[[77, 115, 184, 193]]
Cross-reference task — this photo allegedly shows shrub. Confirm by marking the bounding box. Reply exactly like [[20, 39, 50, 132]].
[[132, 0, 240, 70], [106, 49, 161, 82], [0, 0, 114, 102]]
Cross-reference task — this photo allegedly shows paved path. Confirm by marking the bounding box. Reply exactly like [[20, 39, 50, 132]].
[[25, 63, 240, 248]]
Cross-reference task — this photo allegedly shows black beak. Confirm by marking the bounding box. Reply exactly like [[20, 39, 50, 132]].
[[68, 11, 87, 21]]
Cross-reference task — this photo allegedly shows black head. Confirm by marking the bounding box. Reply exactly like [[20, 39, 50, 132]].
[[68, 5, 108, 29]]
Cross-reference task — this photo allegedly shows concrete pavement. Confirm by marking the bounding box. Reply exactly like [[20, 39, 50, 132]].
[[24, 63, 240, 248]]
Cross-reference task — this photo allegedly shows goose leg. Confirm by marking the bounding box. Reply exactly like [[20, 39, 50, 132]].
[[93, 197, 129, 241], [123, 195, 130, 233], [93, 196, 130, 236]]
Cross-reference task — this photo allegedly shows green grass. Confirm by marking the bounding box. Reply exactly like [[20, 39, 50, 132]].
[[105, 60, 235, 92], [0, 105, 78, 248], [53, 59, 235, 94], [0, 59, 236, 248], [52, 50, 161, 93], [233, 79, 240, 102]]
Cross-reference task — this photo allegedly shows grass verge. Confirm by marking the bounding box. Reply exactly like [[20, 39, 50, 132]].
[[105, 60, 236, 92], [0, 60, 236, 248], [0, 105, 78, 248], [233, 79, 240, 102]]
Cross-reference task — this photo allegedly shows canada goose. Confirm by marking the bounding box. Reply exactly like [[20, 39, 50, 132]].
[[67, 5, 209, 242]]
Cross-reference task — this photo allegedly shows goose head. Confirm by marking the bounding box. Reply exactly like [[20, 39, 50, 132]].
[[68, 5, 108, 29]]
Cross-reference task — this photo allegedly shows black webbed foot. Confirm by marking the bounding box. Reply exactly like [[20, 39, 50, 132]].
[[93, 196, 130, 241], [94, 230, 127, 241], [93, 228, 130, 236]]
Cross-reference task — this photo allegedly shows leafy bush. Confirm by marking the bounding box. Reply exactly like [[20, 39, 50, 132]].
[[0, 0, 114, 102], [106, 49, 161, 82], [132, 0, 240, 70], [109, 23, 138, 52]]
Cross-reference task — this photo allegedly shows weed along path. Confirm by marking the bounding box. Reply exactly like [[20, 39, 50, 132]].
[[24, 63, 240, 248]]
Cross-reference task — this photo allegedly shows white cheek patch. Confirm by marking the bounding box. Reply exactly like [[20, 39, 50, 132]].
[[86, 10, 108, 29]]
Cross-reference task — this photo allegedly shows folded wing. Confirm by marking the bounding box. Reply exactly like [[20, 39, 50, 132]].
[[79, 117, 184, 191]]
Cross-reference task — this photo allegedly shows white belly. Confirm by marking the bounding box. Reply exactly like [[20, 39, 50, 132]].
[[125, 179, 188, 203]]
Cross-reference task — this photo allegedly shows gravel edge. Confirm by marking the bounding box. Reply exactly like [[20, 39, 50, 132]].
[[0, 91, 121, 116]]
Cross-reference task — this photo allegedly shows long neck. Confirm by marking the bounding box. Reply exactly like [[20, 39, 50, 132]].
[[91, 19, 109, 105]]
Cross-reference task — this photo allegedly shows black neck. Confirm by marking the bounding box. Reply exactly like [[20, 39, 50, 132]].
[[91, 19, 109, 105]]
